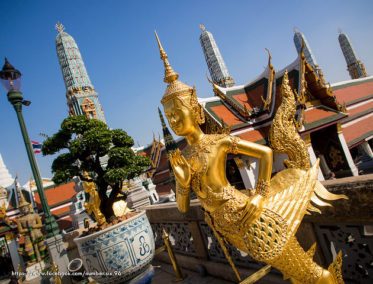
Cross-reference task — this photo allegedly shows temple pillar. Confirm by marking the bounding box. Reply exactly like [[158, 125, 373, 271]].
[[359, 141, 373, 158], [304, 134, 325, 180], [338, 124, 359, 176]]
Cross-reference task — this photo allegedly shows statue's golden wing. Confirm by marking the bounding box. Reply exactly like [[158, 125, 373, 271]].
[[264, 160, 347, 239]]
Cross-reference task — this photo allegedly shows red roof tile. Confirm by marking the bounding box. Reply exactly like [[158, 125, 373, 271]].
[[304, 107, 335, 124], [34, 181, 76, 209], [303, 106, 346, 131], [232, 93, 252, 109], [210, 104, 242, 126], [237, 126, 270, 144], [51, 205, 72, 217], [342, 115, 373, 147], [334, 81, 373, 106], [244, 83, 266, 109], [346, 101, 373, 118]]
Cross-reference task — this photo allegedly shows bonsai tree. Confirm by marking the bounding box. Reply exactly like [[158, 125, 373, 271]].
[[42, 116, 150, 221]]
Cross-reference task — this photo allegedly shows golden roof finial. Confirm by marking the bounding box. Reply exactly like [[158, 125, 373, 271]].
[[265, 48, 272, 67], [155, 31, 193, 104], [154, 31, 179, 84]]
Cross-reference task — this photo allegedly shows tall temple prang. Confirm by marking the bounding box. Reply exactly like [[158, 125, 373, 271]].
[[293, 28, 318, 70], [199, 24, 235, 88], [55, 22, 106, 123], [338, 30, 368, 79]]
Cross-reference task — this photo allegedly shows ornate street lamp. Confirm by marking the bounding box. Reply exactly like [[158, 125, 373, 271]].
[[0, 58, 60, 238]]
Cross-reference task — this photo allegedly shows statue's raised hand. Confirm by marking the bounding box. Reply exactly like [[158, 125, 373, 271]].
[[169, 149, 191, 188]]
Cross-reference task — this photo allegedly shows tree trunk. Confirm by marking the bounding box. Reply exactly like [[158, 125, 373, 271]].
[[101, 198, 115, 221], [96, 182, 116, 221]]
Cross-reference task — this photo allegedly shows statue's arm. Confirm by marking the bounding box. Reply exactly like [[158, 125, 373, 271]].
[[176, 182, 191, 213], [168, 149, 192, 213], [16, 221, 27, 234], [34, 216, 42, 229], [226, 136, 273, 196]]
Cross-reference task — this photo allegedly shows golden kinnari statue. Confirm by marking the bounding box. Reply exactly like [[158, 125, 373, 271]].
[[155, 32, 346, 284]]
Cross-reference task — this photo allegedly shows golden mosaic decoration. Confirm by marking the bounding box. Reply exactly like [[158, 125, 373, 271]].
[[269, 70, 311, 170]]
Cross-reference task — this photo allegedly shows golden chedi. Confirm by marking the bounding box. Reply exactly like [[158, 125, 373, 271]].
[[155, 32, 346, 284]]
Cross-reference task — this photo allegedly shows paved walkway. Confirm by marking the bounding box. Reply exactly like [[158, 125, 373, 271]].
[[0, 261, 235, 284]]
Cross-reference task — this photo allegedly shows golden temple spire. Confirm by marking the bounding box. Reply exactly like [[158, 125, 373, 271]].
[[154, 31, 179, 84]]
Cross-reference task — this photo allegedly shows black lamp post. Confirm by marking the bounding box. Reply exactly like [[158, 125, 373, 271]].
[[0, 58, 60, 238]]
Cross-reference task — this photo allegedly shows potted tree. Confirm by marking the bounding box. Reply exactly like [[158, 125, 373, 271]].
[[42, 116, 155, 283]]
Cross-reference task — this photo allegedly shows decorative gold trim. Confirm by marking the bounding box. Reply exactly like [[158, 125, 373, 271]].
[[269, 70, 311, 170], [256, 179, 270, 197], [176, 183, 190, 196], [261, 49, 275, 111], [336, 123, 343, 134], [303, 134, 311, 147], [305, 99, 321, 108]]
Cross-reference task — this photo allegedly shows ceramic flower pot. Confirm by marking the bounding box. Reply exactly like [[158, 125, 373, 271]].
[[74, 210, 155, 284]]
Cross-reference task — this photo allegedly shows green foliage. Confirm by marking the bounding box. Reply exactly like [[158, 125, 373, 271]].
[[42, 116, 150, 213]]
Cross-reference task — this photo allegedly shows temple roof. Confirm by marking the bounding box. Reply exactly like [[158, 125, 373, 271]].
[[303, 105, 346, 132], [332, 76, 373, 147], [33, 181, 76, 210], [332, 76, 373, 106], [201, 53, 343, 133], [342, 115, 373, 148]]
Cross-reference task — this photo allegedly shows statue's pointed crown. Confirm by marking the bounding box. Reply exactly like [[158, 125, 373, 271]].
[[18, 189, 30, 208], [155, 31, 193, 104]]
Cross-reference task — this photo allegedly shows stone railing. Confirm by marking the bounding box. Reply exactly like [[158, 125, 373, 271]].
[[145, 174, 373, 283]]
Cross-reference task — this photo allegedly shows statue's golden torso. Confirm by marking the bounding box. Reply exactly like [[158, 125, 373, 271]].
[[184, 134, 251, 218]]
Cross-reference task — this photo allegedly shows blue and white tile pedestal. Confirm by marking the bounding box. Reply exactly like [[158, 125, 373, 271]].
[[74, 211, 155, 284]]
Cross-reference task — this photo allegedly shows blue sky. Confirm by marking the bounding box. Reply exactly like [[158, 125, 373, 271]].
[[0, 0, 372, 184]]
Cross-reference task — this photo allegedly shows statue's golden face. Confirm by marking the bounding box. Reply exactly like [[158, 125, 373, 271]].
[[163, 97, 195, 136]]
